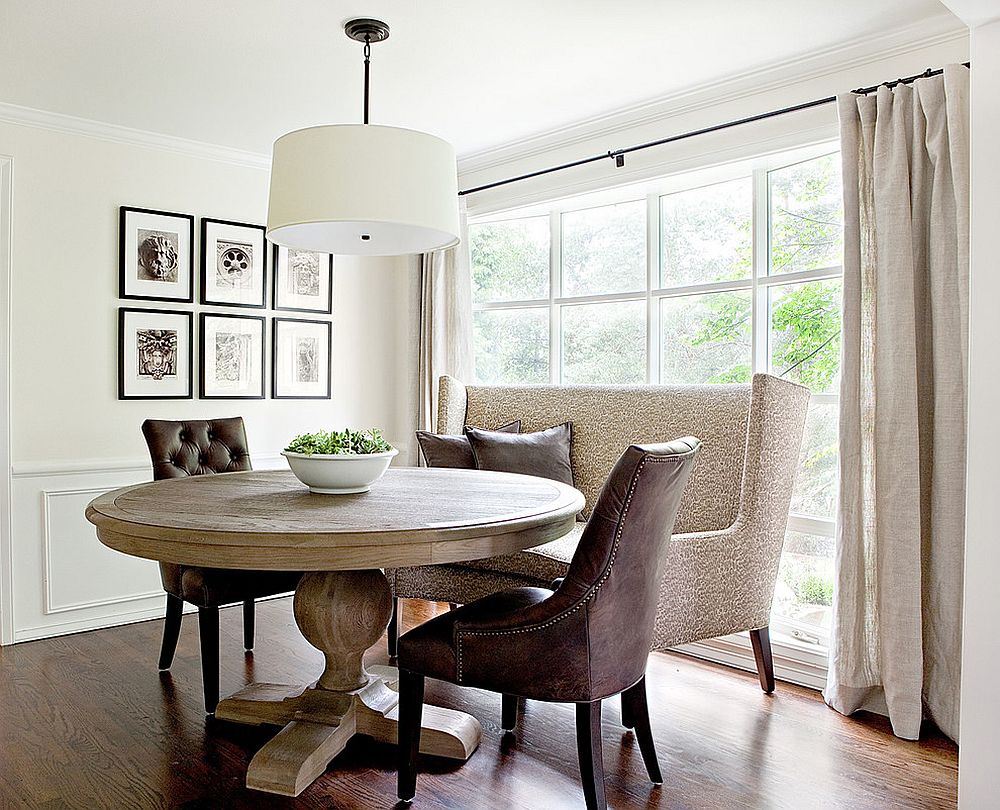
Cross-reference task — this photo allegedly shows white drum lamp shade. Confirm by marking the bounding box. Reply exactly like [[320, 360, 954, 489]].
[[266, 124, 460, 257]]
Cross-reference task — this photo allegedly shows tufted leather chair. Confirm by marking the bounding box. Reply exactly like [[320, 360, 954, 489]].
[[397, 438, 701, 809], [141, 418, 301, 713]]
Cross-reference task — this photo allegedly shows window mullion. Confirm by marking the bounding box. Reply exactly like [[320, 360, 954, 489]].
[[549, 211, 560, 384], [646, 193, 658, 384], [752, 165, 769, 374]]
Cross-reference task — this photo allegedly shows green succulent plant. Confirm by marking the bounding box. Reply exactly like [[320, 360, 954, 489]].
[[284, 428, 393, 456]]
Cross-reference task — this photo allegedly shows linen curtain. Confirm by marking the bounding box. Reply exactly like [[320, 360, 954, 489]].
[[416, 213, 474, 433], [825, 64, 969, 742]]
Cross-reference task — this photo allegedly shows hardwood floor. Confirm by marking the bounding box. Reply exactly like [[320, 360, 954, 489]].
[[0, 598, 957, 809]]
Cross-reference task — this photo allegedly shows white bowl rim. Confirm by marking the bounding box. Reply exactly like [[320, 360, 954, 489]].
[[281, 448, 398, 460]]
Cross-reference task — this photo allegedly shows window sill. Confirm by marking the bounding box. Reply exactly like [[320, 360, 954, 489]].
[[670, 630, 829, 691]]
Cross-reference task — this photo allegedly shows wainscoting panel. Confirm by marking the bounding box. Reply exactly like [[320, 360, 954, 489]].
[[42, 487, 162, 614], [7, 455, 290, 644], [9, 463, 167, 643]]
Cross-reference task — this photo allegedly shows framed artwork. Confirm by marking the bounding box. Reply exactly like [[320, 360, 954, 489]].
[[118, 308, 193, 400], [119, 206, 194, 302], [272, 244, 333, 313], [272, 317, 332, 399], [200, 218, 267, 308], [200, 313, 265, 399]]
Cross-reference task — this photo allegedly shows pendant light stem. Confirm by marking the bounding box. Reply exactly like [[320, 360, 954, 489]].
[[363, 36, 371, 125]]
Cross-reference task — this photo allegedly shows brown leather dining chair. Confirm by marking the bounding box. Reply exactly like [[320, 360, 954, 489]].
[[396, 437, 701, 809], [141, 417, 301, 713]]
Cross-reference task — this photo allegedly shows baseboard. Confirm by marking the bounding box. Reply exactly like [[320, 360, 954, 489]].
[[11, 590, 296, 644], [13, 602, 168, 643]]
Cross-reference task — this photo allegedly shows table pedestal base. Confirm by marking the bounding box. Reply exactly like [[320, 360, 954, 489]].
[[214, 569, 481, 797], [216, 666, 479, 796]]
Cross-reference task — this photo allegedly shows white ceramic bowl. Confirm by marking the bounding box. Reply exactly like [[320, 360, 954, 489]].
[[281, 448, 398, 494]]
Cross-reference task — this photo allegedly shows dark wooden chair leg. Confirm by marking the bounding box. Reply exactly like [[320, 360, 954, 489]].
[[621, 677, 662, 784], [621, 692, 634, 729], [575, 700, 607, 810], [397, 669, 425, 802], [387, 597, 399, 658], [158, 594, 183, 670], [749, 626, 775, 694], [198, 606, 220, 714], [501, 693, 519, 731], [242, 599, 255, 651]]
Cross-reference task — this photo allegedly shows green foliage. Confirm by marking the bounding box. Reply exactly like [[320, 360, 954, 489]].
[[770, 155, 843, 275], [796, 574, 834, 606], [473, 309, 549, 384], [562, 301, 646, 384], [661, 178, 753, 286], [662, 291, 752, 384], [469, 218, 548, 303], [562, 201, 645, 296], [770, 280, 842, 392], [284, 428, 393, 456]]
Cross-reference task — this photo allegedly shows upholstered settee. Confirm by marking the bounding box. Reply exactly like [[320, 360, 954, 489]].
[[387, 373, 809, 677]]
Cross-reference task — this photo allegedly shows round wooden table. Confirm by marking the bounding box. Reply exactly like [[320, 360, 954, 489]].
[[86, 467, 584, 797]]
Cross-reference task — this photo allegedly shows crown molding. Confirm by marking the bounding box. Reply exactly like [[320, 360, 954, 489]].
[[457, 15, 968, 177], [0, 102, 272, 170]]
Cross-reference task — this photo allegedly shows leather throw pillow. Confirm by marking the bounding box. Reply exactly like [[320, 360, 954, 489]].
[[466, 422, 573, 486], [416, 421, 521, 468]]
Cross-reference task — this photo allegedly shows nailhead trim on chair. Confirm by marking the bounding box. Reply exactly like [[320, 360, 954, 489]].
[[456, 451, 692, 683]]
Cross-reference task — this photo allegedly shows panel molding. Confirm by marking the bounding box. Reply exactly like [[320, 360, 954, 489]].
[[0, 155, 12, 644], [42, 485, 163, 614], [12, 452, 285, 478]]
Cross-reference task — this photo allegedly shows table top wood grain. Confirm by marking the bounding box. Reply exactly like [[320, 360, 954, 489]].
[[86, 468, 585, 571]]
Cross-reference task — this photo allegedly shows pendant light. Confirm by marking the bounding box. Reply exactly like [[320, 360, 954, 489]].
[[266, 18, 460, 257]]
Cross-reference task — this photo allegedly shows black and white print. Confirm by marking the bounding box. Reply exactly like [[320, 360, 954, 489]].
[[272, 317, 331, 399], [201, 218, 266, 308], [137, 230, 180, 283], [215, 332, 251, 382], [295, 336, 319, 383], [119, 308, 192, 399], [136, 329, 178, 379], [216, 241, 254, 288], [200, 313, 265, 399], [272, 244, 333, 313], [120, 207, 194, 302]]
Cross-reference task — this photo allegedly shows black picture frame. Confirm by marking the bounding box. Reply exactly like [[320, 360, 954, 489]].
[[271, 243, 334, 314], [118, 307, 193, 400], [119, 206, 195, 303], [200, 217, 267, 309], [271, 317, 332, 400], [199, 312, 266, 400]]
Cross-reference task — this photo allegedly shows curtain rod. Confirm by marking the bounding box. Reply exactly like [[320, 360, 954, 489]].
[[458, 62, 970, 197]]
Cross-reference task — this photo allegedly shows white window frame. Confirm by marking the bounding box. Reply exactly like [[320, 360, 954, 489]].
[[470, 141, 841, 688]]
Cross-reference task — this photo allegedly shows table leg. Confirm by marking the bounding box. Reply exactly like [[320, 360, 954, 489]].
[[214, 569, 481, 797]]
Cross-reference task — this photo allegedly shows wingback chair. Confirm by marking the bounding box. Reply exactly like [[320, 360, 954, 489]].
[[388, 373, 810, 694], [141, 418, 301, 713], [397, 438, 701, 809]]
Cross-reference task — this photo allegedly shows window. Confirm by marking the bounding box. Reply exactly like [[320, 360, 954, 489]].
[[470, 145, 843, 665]]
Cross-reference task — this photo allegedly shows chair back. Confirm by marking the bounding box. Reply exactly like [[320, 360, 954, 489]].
[[560, 437, 700, 695], [141, 417, 252, 480], [443, 376, 753, 533]]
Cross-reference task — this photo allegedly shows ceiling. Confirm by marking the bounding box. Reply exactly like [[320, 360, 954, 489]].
[[0, 1, 961, 159]]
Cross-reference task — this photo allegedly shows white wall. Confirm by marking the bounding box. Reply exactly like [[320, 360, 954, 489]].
[[957, 15, 1000, 809], [0, 118, 418, 642]]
